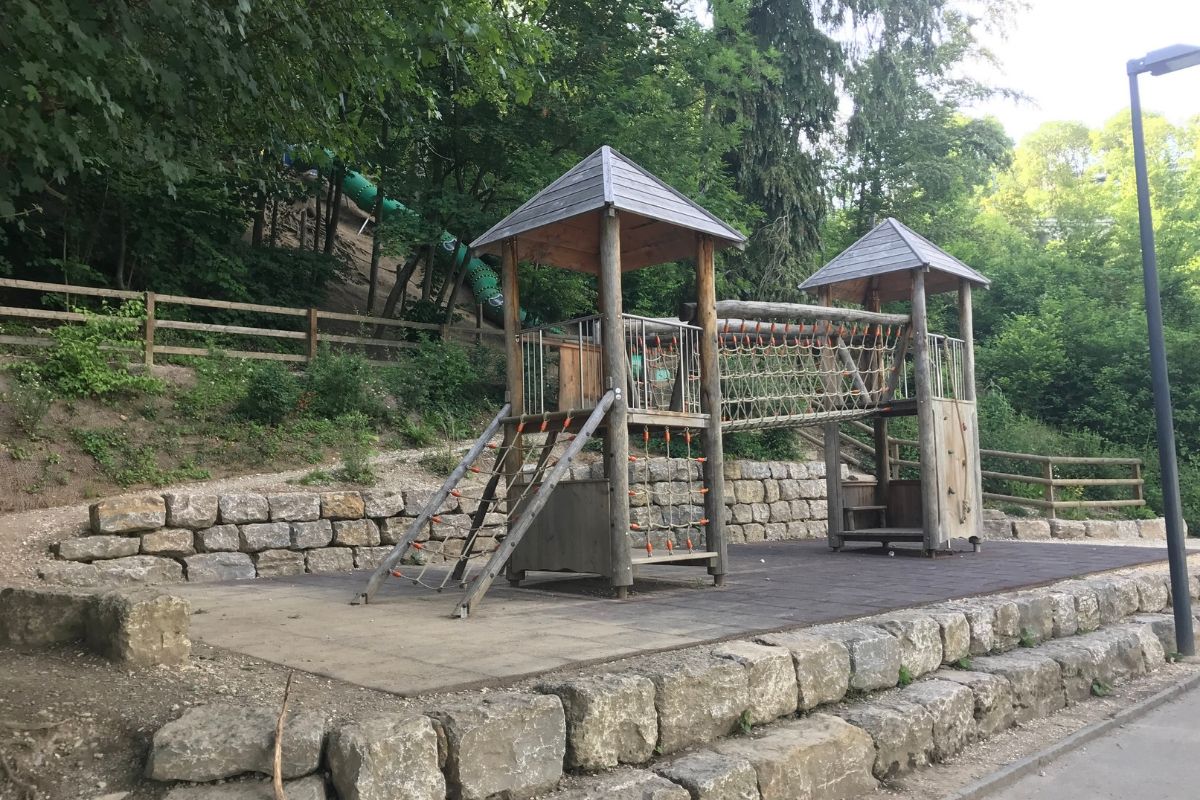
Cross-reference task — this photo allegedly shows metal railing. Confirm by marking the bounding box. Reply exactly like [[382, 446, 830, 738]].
[[928, 334, 966, 401], [518, 314, 702, 416]]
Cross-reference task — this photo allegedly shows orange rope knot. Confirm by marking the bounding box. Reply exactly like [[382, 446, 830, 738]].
[[431, 515, 443, 524]]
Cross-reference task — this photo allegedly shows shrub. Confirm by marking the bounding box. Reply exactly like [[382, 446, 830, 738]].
[[234, 362, 302, 424], [9, 375, 53, 436], [336, 411, 376, 483], [36, 300, 162, 398], [381, 338, 501, 420], [304, 352, 385, 420]]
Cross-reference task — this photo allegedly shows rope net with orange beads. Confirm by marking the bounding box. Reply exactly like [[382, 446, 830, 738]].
[[717, 317, 910, 432], [628, 426, 710, 558], [387, 414, 582, 592]]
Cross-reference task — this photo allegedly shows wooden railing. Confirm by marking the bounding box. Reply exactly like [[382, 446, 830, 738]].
[[814, 420, 1146, 518], [0, 278, 502, 367]]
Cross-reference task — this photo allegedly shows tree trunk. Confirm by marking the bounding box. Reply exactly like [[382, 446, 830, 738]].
[[268, 198, 279, 248], [251, 189, 267, 247], [324, 163, 343, 255], [312, 168, 323, 252], [115, 201, 128, 289], [298, 206, 307, 250], [439, 247, 471, 325], [367, 174, 386, 314], [376, 251, 423, 338]]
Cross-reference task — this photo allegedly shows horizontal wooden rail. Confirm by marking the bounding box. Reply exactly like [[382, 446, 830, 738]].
[[0, 277, 501, 368]]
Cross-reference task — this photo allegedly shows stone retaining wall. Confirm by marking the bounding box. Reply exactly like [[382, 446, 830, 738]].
[[141, 559, 1200, 800], [41, 458, 832, 586], [981, 510, 1169, 541]]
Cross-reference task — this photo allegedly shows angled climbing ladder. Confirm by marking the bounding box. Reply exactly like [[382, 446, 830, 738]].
[[353, 391, 616, 617]]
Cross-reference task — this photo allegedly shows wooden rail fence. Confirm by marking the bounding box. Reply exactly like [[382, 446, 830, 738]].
[[0, 278, 503, 367], [800, 420, 1146, 518]]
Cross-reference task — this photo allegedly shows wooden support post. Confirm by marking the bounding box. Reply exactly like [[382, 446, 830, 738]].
[[695, 234, 727, 584], [501, 238, 526, 584], [874, 415, 890, 513], [1134, 462, 1144, 504], [959, 280, 983, 537], [817, 287, 844, 550], [599, 208, 633, 594], [1043, 461, 1057, 519], [306, 308, 319, 362], [911, 269, 944, 551], [143, 291, 156, 367]]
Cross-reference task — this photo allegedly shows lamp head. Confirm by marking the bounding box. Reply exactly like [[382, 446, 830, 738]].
[[1129, 44, 1200, 76]]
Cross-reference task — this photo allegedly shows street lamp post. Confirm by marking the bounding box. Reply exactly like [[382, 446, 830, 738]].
[[1127, 44, 1200, 657]]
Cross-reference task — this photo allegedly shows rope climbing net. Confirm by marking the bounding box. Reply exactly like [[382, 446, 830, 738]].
[[718, 318, 910, 432], [628, 427, 711, 558], [387, 415, 582, 592]]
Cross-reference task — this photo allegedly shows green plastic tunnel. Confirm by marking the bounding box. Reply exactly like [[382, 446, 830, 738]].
[[334, 167, 523, 326]]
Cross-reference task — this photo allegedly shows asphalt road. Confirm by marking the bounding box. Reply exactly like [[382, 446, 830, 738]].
[[989, 684, 1200, 799]]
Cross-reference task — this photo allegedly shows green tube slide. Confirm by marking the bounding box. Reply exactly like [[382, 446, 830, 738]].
[[325, 160, 523, 326]]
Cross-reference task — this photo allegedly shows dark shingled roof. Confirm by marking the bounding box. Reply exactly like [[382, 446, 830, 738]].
[[470, 146, 745, 272], [799, 218, 990, 302]]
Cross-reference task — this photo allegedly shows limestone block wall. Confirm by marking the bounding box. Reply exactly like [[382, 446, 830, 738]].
[[41, 458, 833, 586]]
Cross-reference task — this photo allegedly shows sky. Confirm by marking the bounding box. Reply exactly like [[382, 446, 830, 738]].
[[969, 0, 1200, 142]]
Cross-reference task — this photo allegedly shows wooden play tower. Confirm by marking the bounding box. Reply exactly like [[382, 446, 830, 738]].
[[355, 151, 989, 617]]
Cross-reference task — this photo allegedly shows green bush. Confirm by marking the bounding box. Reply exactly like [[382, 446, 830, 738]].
[[336, 411, 377, 483], [9, 374, 53, 436], [303, 352, 385, 420], [35, 301, 162, 398], [234, 362, 302, 424], [381, 338, 502, 420], [724, 428, 806, 461]]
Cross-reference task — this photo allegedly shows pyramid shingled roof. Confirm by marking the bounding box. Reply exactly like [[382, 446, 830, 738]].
[[471, 146, 745, 272], [799, 218, 989, 303]]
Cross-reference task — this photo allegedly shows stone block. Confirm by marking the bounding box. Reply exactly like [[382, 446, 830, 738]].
[[380, 516, 423, 545], [292, 519, 334, 549], [184, 552, 256, 582], [1054, 581, 1101, 633], [982, 518, 1013, 539], [1115, 621, 1167, 672], [952, 602, 995, 655], [925, 609, 971, 664], [778, 479, 801, 501], [1049, 519, 1086, 539], [631, 652, 749, 754], [808, 499, 828, 520], [164, 493, 219, 529], [655, 751, 758, 800], [797, 480, 824, 499], [764, 522, 788, 541], [1128, 614, 1176, 657], [327, 714, 444, 800], [763, 481, 781, 503], [787, 463, 810, 480], [146, 703, 326, 782], [1137, 518, 1167, 539], [333, 518, 380, 546], [712, 714, 876, 800], [268, 493, 320, 522], [1084, 520, 1119, 539], [87, 590, 190, 666], [37, 561, 101, 587], [790, 500, 811, 521], [970, 652, 1065, 723], [164, 776, 326, 800], [57, 535, 140, 562], [1012, 593, 1054, 645], [1135, 575, 1169, 613], [987, 599, 1021, 652], [195, 524, 240, 553], [141, 529, 195, 558], [734, 481, 765, 504], [239, 522, 291, 552], [354, 546, 393, 570], [756, 631, 850, 710], [750, 503, 770, 523], [254, 549, 306, 577], [219, 493, 269, 524], [0, 587, 91, 646], [403, 489, 458, 516], [742, 523, 766, 542], [711, 640, 798, 724], [306, 547, 355, 574], [1037, 640, 1113, 703], [1011, 519, 1050, 540], [1113, 520, 1141, 539], [362, 490, 404, 519], [428, 692, 565, 800], [321, 491, 365, 519], [835, 698, 933, 779], [93, 555, 183, 585], [538, 673, 657, 770], [1073, 628, 1147, 681], [873, 614, 943, 679], [1087, 576, 1140, 624], [901, 680, 974, 759], [731, 504, 753, 525], [810, 624, 901, 691], [768, 501, 792, 523], [740, 462, 772, 480], [90, 495, 167, 534], [1047, 592, 1079, 638], [546, 769, 690, 800], [930, 669, 1014, 739]]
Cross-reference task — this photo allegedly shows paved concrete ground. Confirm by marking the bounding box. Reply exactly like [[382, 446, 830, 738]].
[[989, 683, 1200, 799], [178, 539, 1171, 696]]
